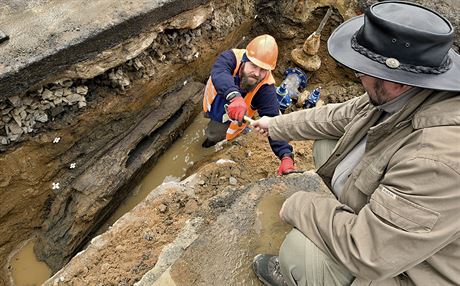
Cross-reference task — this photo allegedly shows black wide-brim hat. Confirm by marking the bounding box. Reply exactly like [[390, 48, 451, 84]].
[[328, 1, 460, 91]]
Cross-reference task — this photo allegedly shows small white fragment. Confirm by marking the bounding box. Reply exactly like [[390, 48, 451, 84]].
[[183, 80, 188, 86], [216, 159, 235, 164], [70, 163, 76, 169], [52, 182, 60, 190], [53, 137, 61, 144]]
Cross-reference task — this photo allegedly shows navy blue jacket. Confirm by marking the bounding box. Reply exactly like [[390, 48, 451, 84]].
[[208, 50, 293, 159]]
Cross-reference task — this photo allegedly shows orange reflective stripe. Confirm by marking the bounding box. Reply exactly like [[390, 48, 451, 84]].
[[226, 126, 239, 134], [203, 77, 217, 112], [232, 49, 244, 76], [226, 122, 248, 140]]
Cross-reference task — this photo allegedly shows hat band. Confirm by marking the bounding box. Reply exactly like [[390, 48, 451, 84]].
[[351, 33, 452, 74]]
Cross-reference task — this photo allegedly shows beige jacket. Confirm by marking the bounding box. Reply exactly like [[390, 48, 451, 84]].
[[270, 89, 460, 285]]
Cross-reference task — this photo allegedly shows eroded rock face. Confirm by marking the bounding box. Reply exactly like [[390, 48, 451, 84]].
[[35, 81, 205, 271]]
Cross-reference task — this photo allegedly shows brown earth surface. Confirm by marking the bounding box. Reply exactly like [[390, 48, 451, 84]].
[[42, 129, 316, 285]]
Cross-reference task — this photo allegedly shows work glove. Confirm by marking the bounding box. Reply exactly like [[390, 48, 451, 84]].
[[227, 96, 247, 125], [277, 155, 295, 176]]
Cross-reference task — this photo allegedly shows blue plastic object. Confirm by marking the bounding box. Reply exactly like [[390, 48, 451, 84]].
[[276, 83, 291, 113], [303, 87, 321, 109], [276, 68, 308, 113]]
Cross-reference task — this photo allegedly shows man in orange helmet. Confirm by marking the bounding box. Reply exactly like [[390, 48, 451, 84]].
[[202, 34, 295, 175]]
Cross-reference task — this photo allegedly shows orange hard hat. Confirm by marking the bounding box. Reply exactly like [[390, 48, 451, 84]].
[[245, 34, 278, 71]]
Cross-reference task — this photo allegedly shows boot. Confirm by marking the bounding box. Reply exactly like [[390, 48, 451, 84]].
[[201, 138, 217, 148], [252, 254, 288, 286]]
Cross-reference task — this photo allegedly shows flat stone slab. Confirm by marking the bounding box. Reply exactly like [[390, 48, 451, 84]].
[[0, 0, 208, 99]]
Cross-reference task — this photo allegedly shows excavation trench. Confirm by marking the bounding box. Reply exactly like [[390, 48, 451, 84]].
[[1, 1, 355, 282], [9, 113, 214, 286], [1, 0, 458, 285], [1, 1, 255, 284]]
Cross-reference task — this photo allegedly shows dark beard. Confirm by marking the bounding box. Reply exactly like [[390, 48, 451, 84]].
[[240, 75, 260, 92], [369, 79, 388, 106]]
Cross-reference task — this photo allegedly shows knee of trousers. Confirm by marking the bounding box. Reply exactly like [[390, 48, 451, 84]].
[[279, 228, 322, 271], [205, 120, 229, 142], [279, 229, 330, 283], [279, 228, 354, 286]]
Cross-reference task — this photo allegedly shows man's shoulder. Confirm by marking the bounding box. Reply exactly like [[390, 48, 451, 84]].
[[213, 50, 238, 72], [256, 82, 276, 95], [219, 49, 237, 59], [332, 93, 371, 112], [413, 91, 460, 129]]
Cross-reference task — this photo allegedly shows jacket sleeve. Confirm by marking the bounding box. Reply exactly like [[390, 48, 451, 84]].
[[280, 128, 460, 280], [269, 95, 368, 141], [210, 50, 240, 98], [252, 84, 293, 158]]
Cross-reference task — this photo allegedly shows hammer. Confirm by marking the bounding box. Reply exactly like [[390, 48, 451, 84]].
[[242, 115, 255, 125]]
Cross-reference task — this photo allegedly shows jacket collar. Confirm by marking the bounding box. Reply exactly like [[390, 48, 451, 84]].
[[375, 87, 421, 114]]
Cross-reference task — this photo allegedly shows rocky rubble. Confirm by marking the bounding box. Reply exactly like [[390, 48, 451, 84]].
[[0, 3, 235, 146], [93, 8, 222, 91], [0, 81, 88, 145]]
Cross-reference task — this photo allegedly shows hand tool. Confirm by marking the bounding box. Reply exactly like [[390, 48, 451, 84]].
[[303, 7, 333, 56], [224, 104, 254, 125]]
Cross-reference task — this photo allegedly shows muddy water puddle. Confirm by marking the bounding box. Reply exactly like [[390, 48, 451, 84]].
[[100, 114, 214, 231], [10, 116, 292, 285], [253, 193, 292, 254], [9, 114, 214, 285], [235, 193, 292, 285], [8, 240, 52, 286]]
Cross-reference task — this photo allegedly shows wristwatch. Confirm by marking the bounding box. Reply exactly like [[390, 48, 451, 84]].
[[226, 91, 242, 101]]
